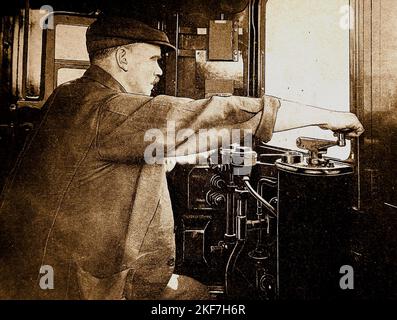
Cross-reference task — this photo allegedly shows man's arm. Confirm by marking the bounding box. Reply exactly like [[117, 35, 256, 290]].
[[272, 99, 364, 137], [96, 93, 364, 163]]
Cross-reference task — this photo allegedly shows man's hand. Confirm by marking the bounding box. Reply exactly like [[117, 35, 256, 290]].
[[273, 98, 365, 137], [319, 111, 364, 138]]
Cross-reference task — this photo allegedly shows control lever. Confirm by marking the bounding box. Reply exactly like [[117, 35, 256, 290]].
[[296, 131, 348, 166]]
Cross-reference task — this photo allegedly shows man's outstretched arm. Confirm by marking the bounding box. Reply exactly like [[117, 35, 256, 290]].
[[272, 98, 364, 137], [97, 93, 364, 163]]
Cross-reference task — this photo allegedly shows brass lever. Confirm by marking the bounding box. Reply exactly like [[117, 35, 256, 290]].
[[296, 132, 347, 166]]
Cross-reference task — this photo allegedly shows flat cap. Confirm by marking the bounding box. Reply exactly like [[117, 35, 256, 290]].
[[86, 16, 176, 55]]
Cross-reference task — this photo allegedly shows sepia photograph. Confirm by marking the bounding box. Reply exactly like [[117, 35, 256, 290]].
[[0, 0, 395, 308]]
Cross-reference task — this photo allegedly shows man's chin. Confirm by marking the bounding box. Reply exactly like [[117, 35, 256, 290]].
[[126, 85, 153, 96], [133, 89, 152, 96]]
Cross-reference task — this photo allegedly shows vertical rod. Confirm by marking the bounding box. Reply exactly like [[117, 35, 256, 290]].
[[258, 0, 266, 97], [174, 13, 179, 97], [251, 0, 257, 96], [21, 0, 29, 99], [247, 0, 251, 96], [356, 0, 361, 210], [236, 198, 247, 240], [225, 172, 236, 240]]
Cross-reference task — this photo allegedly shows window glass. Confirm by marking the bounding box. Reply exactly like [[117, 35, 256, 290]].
[[265, 0, 350, 159], [55, 24, 89, 61], [57, 68, 86, 86]]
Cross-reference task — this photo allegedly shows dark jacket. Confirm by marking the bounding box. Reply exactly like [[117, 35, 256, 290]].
[[0, 65, 280, 299]]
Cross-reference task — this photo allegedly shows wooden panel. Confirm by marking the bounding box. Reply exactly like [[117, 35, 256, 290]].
[[205, 79, 234, 97], [179, 34, 206, 50], [177, 57, 198, 98], [351, 0, 397, 207]]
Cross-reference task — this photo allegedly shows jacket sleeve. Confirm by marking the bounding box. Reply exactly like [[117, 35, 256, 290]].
[[96, 93, 280, 163]]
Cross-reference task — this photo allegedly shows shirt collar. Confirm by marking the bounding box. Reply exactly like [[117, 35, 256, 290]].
[[82, 65, 127, 93]]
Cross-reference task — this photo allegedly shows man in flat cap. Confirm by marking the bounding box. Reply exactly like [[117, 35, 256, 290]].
[[0, 16, 364, 300]]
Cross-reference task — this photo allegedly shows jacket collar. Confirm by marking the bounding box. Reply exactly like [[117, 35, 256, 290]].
[[83, 65, 127, 93]]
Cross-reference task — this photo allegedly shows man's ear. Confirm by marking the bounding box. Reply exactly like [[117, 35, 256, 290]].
[[115, 47, 128, 72]]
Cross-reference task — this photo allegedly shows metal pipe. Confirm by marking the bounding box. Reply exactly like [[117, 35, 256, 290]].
[[251, 0, 257, 96], [236, 215, 247, 240], [256, 179, 265, 216], [243, 176, 277, 217], [258, 0, 266, 97], [256, 177, 276, 216], [21, 0, 30, 99], [225, 191, 236, 239], [236, 194, 247, 240], [174, 13, 179, 97], [247, 0, 251, 96], [225, 171, 236, 239], [225, 239, 245, 297]]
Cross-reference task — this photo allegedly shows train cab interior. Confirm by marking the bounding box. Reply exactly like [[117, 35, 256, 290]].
[[0, 0, 396, 299]]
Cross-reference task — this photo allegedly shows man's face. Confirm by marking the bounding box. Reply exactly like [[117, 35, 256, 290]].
[[124, 43, 163, 95]]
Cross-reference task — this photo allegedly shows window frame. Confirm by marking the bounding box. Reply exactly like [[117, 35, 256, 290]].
[[17, 13, 95, 109]]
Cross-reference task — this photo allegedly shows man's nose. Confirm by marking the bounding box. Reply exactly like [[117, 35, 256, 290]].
[[155, 62, 163, 77]]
